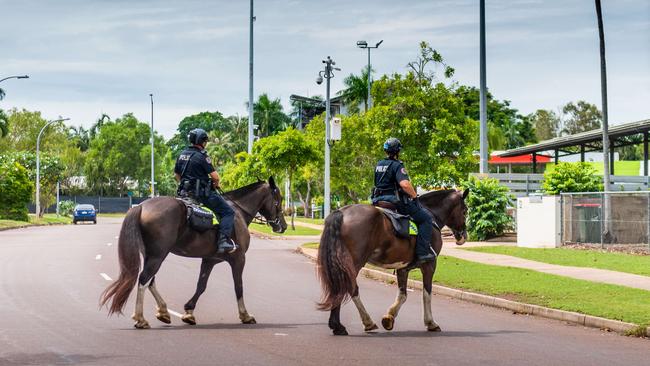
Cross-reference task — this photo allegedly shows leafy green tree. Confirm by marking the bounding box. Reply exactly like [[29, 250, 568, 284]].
[[168, 111, 229, 159], [206, 115, 247, 168], [68, 125, 91, 151], [220, 152, 270, 190], [338, 66, 371, 113], [0, 161, 33, 221], [463, 176, 513, 241], [84, 113, 169, 196], [543, 162, 603, 195], [406, 41, 455, 82], [561, 101, 602, 135], [2, 152, 64, 216], [0, 87, 5, 100], [292, 162, 322, 217], [0, 108, 69, 153], [454, 86, 536, 150], [529, 109, 560, 141], [257, 127, 319, 228], [253, 94, 290, 138], [0, 109, 8, 137]]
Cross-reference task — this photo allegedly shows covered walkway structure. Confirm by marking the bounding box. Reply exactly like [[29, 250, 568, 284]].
[[499, 119, 650, 175]]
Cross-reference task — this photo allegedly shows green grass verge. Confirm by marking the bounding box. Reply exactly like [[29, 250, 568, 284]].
[[465, 246, 650, 277], [0, 214, 72, 230], [545, 161, 641, 176], [302, 242, 650, 325], [287, 216, 325, 225], [98, 212, 127, 218], [302, 242, 320, 249], [251, 223, 321, 236]]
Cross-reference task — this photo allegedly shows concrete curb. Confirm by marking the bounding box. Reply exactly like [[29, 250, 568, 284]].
[[297, 246, 648, 338], [0, 222, 69, 232]]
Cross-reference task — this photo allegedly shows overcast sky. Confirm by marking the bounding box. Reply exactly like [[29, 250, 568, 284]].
[[1, 0, 648, 139]]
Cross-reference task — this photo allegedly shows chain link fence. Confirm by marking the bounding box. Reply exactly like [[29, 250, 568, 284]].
[[31, 196, 149, 214], [561, 192, 650, 248]]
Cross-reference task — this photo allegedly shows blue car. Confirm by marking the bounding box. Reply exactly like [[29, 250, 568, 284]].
[[73, 204, 97, 224]]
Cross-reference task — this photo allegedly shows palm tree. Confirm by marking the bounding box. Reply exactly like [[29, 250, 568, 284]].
[[338, 66, 371, 113], [0, 88, 5, 101], [252, 94, 290, 138], [0, 109, 8, 138]]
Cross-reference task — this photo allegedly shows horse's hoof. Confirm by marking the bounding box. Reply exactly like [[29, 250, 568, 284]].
[[134, 320, 150, 329], [333, 327, 348, 336], [381, 315, 395, 331], [156, 312, 171, 324], [241, 316, 257, 324], [427, 324, 442, 332], [181, 313, 196, 325], [364, 323, 379, 332]]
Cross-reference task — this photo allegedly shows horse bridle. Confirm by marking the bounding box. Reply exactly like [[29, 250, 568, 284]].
[[223, 187, 282, 227]]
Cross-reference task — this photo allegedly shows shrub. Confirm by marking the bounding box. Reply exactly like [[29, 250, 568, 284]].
[[0, 162, 34, 221], [543, 162, 602, 195], [59, 200, 76, 217], [463, 176, 514, 241]]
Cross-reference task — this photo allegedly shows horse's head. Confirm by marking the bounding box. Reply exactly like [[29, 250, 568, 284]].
[[258, 177, 288, 233], [447, 189, 469, 245]]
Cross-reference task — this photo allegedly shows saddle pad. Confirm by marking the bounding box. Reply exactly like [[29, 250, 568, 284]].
[[375, 207, 417, 238]]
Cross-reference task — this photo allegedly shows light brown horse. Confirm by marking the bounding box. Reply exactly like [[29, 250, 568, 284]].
[[317, 189, 469, 335], [100, 178, 287, 328]]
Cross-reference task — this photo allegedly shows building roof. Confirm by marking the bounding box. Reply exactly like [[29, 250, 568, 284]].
[[499, 118, 650, 157]]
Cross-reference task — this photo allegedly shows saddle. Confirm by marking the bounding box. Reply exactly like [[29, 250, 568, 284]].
[[374, 202, 417, 239], [176, 197, 218, 232]]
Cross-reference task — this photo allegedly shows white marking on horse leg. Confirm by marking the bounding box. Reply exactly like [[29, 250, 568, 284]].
[[132, 284, 149, 328], [99, 273, 112, 281], [422, 290, 438, 330], [352, 296, 376, 330], [237, 298, 255, 323], [387, 293, 407, 318], [148, 282, 167, 312]]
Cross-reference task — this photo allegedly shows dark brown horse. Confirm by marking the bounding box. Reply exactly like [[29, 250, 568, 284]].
[[317, 189, 469, 335], [100, 178, 287, 328]]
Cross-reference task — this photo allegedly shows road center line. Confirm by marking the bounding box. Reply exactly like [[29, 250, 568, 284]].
[[95, 254, 102, 260], [100, 273, 112, 281], [107, 242, 112, 246], [168, 309, 183, 318]]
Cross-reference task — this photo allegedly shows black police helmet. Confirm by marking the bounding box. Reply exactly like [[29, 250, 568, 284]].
[[383, 137, 402, 154], [188, 128, 209, 145]]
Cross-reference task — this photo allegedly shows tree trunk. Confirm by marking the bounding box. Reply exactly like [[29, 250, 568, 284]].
[[288, 171, 295, 231]]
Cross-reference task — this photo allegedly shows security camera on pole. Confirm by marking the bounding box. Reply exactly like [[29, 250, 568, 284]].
[[317, 56, 341, 218]]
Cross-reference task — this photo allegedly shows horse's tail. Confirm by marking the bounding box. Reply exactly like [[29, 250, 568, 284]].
[[317, 209, 356, 311], [100, 205, 143, 315]]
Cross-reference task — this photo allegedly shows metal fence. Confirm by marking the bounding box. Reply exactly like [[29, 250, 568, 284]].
[[31, 196, 150, 214], [561, 192, 650, 247]]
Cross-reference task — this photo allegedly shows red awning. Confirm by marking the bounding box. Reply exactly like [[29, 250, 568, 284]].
[[490, 154, 551, 164]]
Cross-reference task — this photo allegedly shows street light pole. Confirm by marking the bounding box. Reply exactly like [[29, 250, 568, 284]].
[[318, 57, 340, 218], [479, 0, 489, 174], [36, 118, 69, 219], [0, 75, 29, 84], [149, 93, 155, 197], [356, 40, 383, 111], [247, 0, 255, 154]]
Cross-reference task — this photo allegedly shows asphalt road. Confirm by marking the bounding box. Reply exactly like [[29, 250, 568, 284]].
[[0, 218, 647, 366]]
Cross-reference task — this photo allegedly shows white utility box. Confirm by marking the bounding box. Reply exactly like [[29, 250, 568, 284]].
[[330, 117, 342, 140], [516, 195, 561, 248]]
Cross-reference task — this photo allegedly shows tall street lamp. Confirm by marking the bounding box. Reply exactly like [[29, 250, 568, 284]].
[[317, 56, 340, 218], [149, 93, 155, 197], [356, 40, 382, 111], [0, 75, 29, 83], [247, 0, 255, 154], [36, 118, 70, 219], [478, 0, 489, 174]]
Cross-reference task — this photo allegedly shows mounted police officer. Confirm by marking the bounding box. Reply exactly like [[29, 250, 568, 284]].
[[371, 137, 436, 264], [174, 128, 236, 254]]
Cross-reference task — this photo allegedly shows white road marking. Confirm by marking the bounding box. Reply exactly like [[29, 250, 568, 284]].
[[95, 254, 102, 260], [407, 288, 414, 292], [114, 236, 119, 239], [107, 242, 112, 246], [100, 273, 112, 281], [168, 309, 183, 318], [274, 333, 288, 336]]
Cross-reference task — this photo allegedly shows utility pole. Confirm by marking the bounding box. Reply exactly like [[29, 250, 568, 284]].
[[150, 93, 155, 197], [479, 0, 489, 174], [248, 0, 255, 154], [356, 40, 383, 111], [317, 57, 340, 218], [595, 0, 611, 243]]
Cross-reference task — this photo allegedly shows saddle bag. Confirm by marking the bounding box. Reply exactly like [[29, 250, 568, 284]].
[[187, 206, 215, 232]]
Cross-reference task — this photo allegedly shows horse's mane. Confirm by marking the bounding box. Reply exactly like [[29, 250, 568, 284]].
[[223, 181, 266, 200], [419, 189, 457, 203]]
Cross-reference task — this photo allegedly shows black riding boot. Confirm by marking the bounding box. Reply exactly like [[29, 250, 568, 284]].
[[216, 233, 237, 254]]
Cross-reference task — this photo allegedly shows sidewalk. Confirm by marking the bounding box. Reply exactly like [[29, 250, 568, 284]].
[[290, 219, 650, 292]]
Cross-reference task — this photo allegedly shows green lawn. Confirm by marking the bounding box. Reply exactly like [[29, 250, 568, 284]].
[[465, 246, 650, 277], [545, 161, 640, 176], [98, 212, 127, 218], [302, 242, 650, 325], [302, 242, 320, 249], [0, 214, 72, 230], [287, 216, 324, 225], [250, 223, 321, 236]]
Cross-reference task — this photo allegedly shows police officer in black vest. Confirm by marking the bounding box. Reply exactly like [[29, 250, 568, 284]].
[[371, 137, 436, 264], [174, 128, 236, 254]]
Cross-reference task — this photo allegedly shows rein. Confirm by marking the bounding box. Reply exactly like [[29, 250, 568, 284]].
[[220, 187, 282, 227]]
